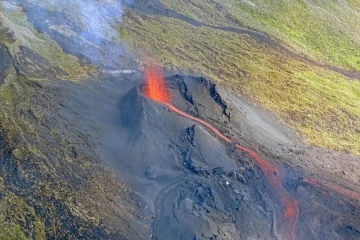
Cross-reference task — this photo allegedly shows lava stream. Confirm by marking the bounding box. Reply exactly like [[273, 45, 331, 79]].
[[166, 103, 298, 240], [142, 65, 298, 240], [305, 178, 360, 202]]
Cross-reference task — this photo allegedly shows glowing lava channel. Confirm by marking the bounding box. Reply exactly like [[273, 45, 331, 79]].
[[143, 65, 298, 240], [305, 178, 360, 202]]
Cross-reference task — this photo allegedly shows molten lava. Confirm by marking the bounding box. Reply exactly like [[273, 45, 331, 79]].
[[143, 66, 298, 240], [236, 145, 298, 240], [143, 65, 170, 103], [165, 103, 299, 239], [305, 177, 360, 202]]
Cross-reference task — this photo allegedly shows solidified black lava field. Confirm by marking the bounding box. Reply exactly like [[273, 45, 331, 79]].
[[1, 0, 360, 239], [59, 74, 360, 239]]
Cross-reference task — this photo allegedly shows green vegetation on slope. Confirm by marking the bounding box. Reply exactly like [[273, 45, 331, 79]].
[[0, 3, 134, 237], [346, 0, 360, 11], [0, 6, 93, 81], [0, 177, 45, 240], [0, 74, 131, 238], [119, 10, 360, 156], [161, 0, 360, 71]]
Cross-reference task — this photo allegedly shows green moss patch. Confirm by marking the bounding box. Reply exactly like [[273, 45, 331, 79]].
[[162, 0, 360, 71], [119, 10, 360, 156]]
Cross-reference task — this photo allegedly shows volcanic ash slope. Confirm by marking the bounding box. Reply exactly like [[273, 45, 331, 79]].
[[98, 75, 279, 239]]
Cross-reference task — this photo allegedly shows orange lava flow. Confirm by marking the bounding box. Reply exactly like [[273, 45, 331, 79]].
[[304, 178, 321, 188], [164, 102, 298, 240], [143, 66, 298, 239], [305, 178, 360, 202], [326, 183, 360, 201], [143, 65, 170, 103], [236, 144, 298, 240]]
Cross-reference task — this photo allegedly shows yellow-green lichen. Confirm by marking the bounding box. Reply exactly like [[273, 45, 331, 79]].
[[119, 10, 360, 156]]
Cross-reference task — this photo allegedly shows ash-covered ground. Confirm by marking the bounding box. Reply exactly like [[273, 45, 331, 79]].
[[0, 0, 359, 239], [54, 73, 360, 239]]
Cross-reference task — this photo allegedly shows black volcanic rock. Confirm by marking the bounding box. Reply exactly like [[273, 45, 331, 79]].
[[0, 43, 13, 85], [0, 0, 359, 238], [0, 63, 359, 238], [110, 77, 274, 239]]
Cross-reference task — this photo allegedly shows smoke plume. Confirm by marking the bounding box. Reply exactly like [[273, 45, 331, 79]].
[[0, 0, 135, 69]]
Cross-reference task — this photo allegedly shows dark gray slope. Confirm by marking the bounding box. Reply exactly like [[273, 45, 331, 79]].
[[56, 73, 360, 239], [0, 44, 12, 85], [55, 74, 276, 239]]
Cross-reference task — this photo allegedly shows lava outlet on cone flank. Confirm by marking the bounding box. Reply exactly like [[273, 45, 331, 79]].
[[143, 65, 170, 103], [142, 65, 299, 239]]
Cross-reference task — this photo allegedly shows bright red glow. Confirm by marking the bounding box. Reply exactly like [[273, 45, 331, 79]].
[[142, 67, 298, 239], [236, 144, 298, 240], [164, 102, 298, 240], [143, 65, 170, 103], [164, 103, 232, 143]]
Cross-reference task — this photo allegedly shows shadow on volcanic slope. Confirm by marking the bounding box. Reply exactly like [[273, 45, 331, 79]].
[[58, 73, 360, 239], [63, 73, 279, 239], [55, 73, 273, 239], [113, 76, 277, 239]]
